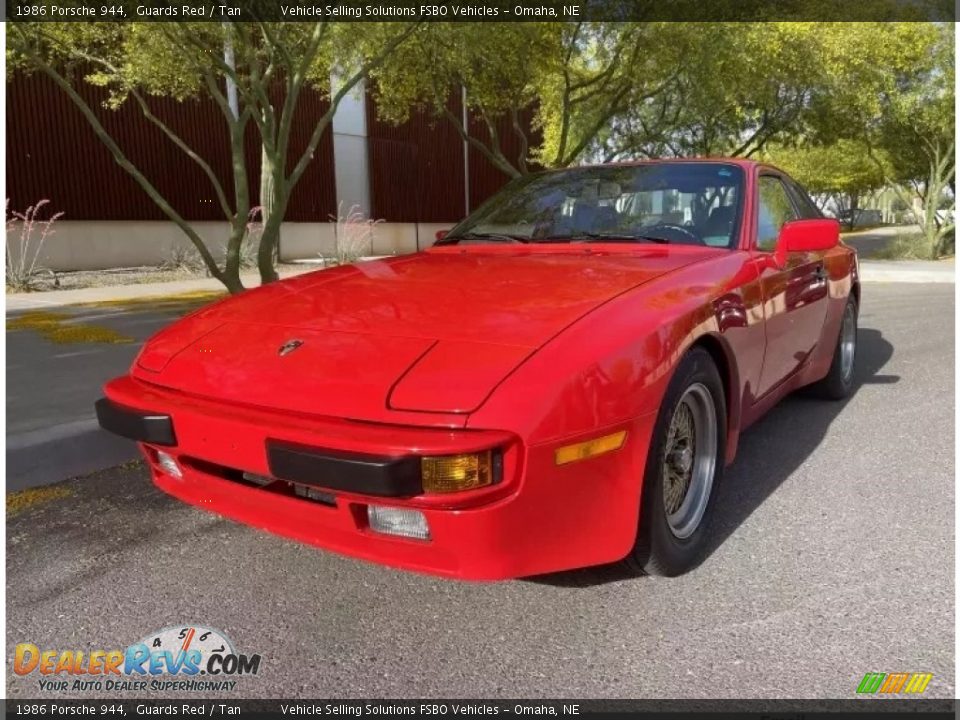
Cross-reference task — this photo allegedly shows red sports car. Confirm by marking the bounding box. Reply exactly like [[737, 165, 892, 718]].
[[97, 159, 859, 580]]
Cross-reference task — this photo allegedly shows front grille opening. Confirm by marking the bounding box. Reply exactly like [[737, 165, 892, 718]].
[[181, 457, 337, 508], [290, 483, 337, 507]]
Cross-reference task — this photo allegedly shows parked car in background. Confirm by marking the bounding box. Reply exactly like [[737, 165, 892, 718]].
[[838, 208, 883, 228], [97, 159, 859, 580]]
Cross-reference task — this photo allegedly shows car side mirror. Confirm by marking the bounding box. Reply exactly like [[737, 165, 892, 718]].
[[774, 219, 840, 267], [435, 229, 449, 243]]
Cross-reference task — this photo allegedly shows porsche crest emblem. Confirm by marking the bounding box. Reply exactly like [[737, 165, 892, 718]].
[[278, 339, 304, 356]]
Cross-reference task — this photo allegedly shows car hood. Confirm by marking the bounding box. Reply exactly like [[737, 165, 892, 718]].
[[133, 247, 716, 419]]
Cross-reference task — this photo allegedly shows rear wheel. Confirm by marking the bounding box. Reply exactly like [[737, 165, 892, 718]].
[[625, 347, 726, 576], [808, 296, 858, 400]]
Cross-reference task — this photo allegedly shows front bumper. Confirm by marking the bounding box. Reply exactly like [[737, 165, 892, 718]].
[[97, 398, 426, 498], [98, 375, 654, 580]]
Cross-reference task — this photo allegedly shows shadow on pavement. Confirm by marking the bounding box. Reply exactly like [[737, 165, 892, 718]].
[[527, 327, 897, 588]]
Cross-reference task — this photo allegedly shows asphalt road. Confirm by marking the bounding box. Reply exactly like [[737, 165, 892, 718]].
[[7, 299, 210, 435], [6, 297, 217, 489], [6, 283, 954, 700]]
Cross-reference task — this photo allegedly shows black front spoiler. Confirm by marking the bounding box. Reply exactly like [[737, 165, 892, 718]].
[[95, 398, 176, 446], [267, 441, 423, 498], [96, 397, 423, 497]]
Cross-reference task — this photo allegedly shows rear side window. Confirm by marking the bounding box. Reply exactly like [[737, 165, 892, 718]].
[[783, 177, 822, 219], [756, 176, 798, 251]]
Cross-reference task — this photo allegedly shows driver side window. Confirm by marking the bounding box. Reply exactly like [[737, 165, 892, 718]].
[[757, 176, 798, 251]]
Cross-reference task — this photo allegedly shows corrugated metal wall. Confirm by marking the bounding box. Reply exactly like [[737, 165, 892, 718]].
[[6, 73, 337, 222], [366, 93, 540, 223], [366, 93, 467, 223], [7, 73, 536, 225]]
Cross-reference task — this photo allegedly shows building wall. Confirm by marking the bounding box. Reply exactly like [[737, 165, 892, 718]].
[[366, 93, 467, 223], [6, 73, 337, 222], [6, 74, 526, 271], [4, 220, 455, 271]]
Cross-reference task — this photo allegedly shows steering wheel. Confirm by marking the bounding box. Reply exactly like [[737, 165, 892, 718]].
[[649, 223, 705, 245]]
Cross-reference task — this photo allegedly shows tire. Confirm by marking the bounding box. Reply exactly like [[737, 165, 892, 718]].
[[807, 296, 858, 401], [624, 347, 727, 577]]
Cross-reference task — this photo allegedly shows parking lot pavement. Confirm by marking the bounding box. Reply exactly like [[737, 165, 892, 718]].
[[6, 283, 954, 699]]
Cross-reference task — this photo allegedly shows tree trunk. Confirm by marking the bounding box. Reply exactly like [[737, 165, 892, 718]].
[[258, 218, 282, 284], [222, 220, 246, 294], [258, 147, 282, 284], [847, 193, 859, 231]]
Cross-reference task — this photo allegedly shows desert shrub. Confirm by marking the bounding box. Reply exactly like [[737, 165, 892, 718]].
[[328, 202, 382, 266], [6, 199, 62, 292]]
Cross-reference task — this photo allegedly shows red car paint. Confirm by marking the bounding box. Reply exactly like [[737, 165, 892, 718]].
[[101, 159, 858, 580]]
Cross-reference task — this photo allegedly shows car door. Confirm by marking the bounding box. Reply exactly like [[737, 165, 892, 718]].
[[754, 173, 831, 397]]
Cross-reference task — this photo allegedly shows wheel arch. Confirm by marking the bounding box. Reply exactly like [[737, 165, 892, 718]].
[[688, 332, 741, 465]]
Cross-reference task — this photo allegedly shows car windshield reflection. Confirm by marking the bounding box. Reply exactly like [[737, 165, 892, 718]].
[[443, 162, 745, 248]]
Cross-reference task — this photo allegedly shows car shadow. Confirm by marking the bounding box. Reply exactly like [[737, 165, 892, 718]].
[[526, 327, 897, 588]]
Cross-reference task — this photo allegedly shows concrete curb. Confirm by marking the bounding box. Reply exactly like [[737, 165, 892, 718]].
[[7, 419, 139, 491]]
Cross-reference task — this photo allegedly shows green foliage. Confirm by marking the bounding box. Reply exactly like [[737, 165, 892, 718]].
[[372, 22, 685, 176], [767, 141, 886, 198], [845, 23, 955, 257]]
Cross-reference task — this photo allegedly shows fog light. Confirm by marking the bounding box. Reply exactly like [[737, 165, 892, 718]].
[[421, 451, 494, 494], [367, 506, 430, 540], [155, 450, 183, 479]]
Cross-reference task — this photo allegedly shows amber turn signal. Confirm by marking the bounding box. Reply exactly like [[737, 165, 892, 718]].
[[554, 430, 627, 465], [421, 451, 494, 494]]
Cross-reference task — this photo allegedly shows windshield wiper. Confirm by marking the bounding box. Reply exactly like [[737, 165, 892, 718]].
[[443, 232, 530, 244], [535, 232, 670, 244]]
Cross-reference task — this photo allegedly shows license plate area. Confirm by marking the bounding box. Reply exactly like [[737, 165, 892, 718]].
[[180, 458, 338, 508], [242, 472, 337, 507]]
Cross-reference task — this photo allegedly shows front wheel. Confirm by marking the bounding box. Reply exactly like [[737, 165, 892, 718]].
[[625, 347, 726, 577]]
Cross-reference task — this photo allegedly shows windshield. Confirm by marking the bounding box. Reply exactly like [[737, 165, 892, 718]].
[[443, 163, 744, 248]]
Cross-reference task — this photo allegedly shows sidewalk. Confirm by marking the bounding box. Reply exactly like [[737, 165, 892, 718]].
[[6, 265, 318, 311]]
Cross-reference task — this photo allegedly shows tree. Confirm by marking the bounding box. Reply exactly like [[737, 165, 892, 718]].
[[8, 21, 417, 292], [798, 21, 953, 256], [766, 140, 887, 227], [594, 23, 831, 162], [869, 26, 955, 257], [370, 22, 683, 178]]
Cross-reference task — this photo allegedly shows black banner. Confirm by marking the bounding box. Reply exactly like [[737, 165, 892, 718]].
[[2, 699, 957, 719], [3, 0, 956, 22]]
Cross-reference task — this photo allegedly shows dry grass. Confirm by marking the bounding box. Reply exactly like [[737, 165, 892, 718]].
[[7, 485, 72, 516], [870, 232, 944, 261], [77, 289, 226, 313], [7, 311, 134, 344]]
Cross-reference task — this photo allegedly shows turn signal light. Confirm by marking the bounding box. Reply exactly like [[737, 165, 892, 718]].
[[554, 431, 627, 465], [421, 451, 494, 494]]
